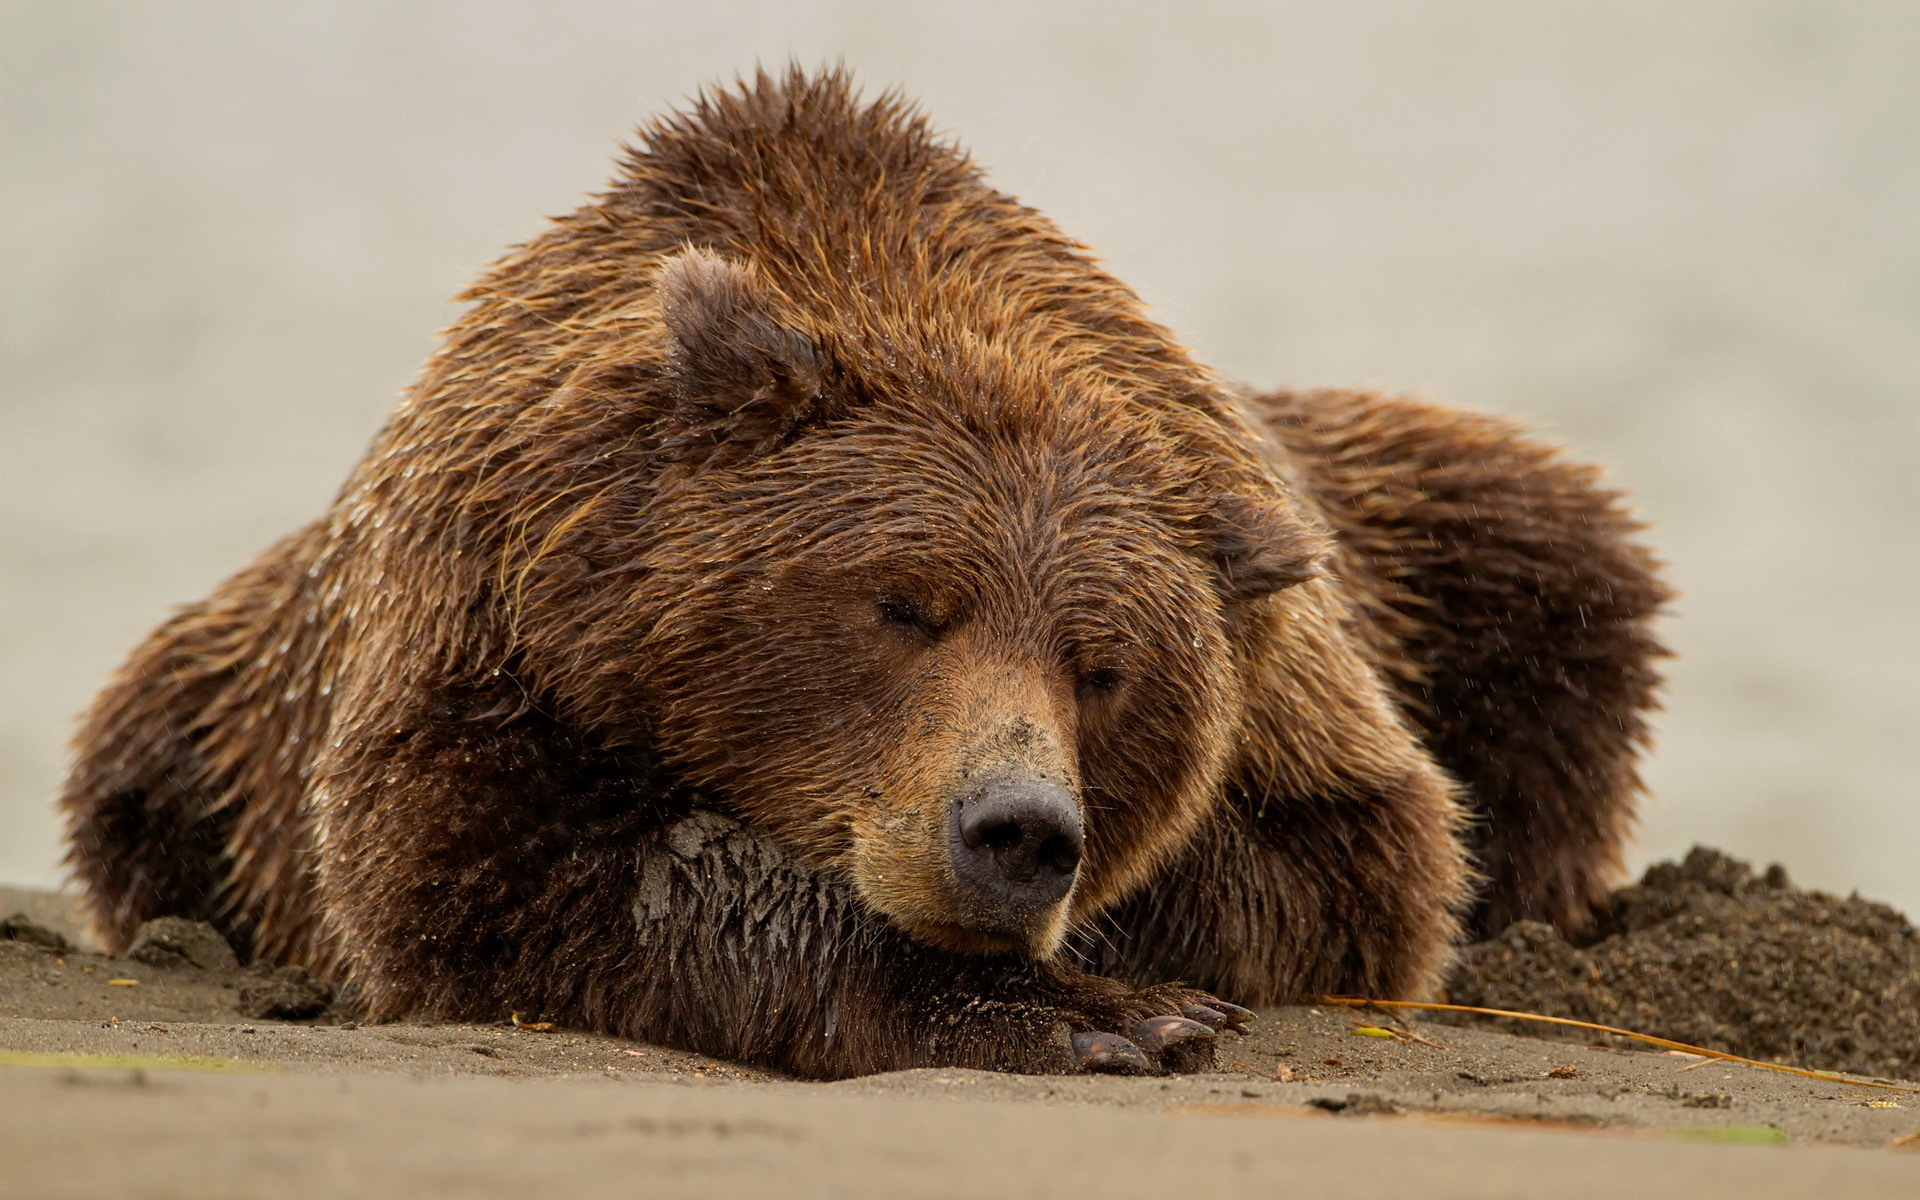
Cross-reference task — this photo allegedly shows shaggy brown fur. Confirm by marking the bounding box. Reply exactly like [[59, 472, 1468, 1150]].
[[59, 69, 1665, 1079]]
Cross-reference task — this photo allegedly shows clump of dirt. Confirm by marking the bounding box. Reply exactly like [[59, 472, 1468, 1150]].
[[128, 917, 241, 971], [237, 965, 334, 1020], [2, 912, 70, 952], [1443, 846, 1920, 1080]]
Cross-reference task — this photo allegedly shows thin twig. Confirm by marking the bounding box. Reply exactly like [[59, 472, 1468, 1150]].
[[1318, 996, 1920, 1096], [1352, 1003, 1450, 1051]]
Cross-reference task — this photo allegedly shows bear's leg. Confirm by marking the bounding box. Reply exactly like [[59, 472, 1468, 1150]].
[[615, 809, 1248, 1078], [311, 681, 1238, 1079], [1073, 771, 1470, 1007], [59, 605, 248, 953], [1258, 387, 1668, 937]]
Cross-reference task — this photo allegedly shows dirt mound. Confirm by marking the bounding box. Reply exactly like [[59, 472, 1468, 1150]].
[[1444, 846, 1920, 1081]]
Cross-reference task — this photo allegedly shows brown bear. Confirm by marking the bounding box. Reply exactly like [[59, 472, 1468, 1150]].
[[59, 68, 1667, 1079]]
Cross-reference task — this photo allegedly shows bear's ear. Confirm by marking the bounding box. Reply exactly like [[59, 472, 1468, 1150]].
[[655, 248, 832, 468], [1206, 495, 1331, 601]]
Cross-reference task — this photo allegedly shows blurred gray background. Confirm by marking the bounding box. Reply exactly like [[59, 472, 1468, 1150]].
[[3, 2, 1916, 914]]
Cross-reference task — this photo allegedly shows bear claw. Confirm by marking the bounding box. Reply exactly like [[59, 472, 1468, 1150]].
[[1130, 1015, 1213, 1051], [1129, 1015, 1217, 1073], [1182, 998, 1259, 1029], [1072, 1031, 1155, 1075], [1181, 1004, 1229, 1030]]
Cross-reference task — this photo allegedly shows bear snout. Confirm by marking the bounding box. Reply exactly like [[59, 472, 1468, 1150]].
[[948, 778, 1084, 924]]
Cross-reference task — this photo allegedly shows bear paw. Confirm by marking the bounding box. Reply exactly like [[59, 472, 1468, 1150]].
[[1068, 997, 1252, 1075]]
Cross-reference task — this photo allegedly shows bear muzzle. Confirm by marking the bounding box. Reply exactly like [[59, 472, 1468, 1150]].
[[947, 776, 1084, 931]]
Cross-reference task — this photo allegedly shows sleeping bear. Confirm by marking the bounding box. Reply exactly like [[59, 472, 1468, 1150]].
[[61, 68, 1667, 1079]]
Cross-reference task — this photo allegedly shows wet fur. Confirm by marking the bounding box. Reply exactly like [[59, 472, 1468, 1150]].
[[59, 69, 1666, 1078]]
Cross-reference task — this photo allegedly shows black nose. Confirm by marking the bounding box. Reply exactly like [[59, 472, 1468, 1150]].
[[949, 778, 1084, 920]]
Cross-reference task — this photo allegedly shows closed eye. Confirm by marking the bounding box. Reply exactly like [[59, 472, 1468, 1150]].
[[877, 595, 936, 639], [1079, 667, 1123, 696]]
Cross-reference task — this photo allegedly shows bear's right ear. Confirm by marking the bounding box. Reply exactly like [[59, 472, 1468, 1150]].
[[1206, 495, 1331, 601], [654, 248, 833, 469]]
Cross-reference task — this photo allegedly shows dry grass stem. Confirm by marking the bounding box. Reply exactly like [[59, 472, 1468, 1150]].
[[1320, 996, 1920, 1096]]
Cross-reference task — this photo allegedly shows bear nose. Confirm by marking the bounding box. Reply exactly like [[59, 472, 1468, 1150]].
[[949, 778, 1084, 919]]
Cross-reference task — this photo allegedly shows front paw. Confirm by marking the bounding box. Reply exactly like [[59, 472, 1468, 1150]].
[[1060, 987, 1253, 1076]]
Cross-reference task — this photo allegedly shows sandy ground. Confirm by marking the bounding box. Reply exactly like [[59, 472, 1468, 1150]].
[[5, 886, 1919, 1199]]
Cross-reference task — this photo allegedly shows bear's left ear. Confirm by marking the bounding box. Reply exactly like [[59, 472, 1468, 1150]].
[[1206, 495, 1331, 601], [655, 247, 835, 468]]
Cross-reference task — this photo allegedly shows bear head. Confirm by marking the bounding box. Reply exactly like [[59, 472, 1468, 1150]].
[[616, 249, 1329, 957]]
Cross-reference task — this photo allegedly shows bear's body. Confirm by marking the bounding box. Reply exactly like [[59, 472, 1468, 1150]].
[[61, 71, 1665, 1079]]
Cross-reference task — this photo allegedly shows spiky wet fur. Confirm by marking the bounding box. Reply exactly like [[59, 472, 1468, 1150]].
[[59, 69, 1665, 1079]]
